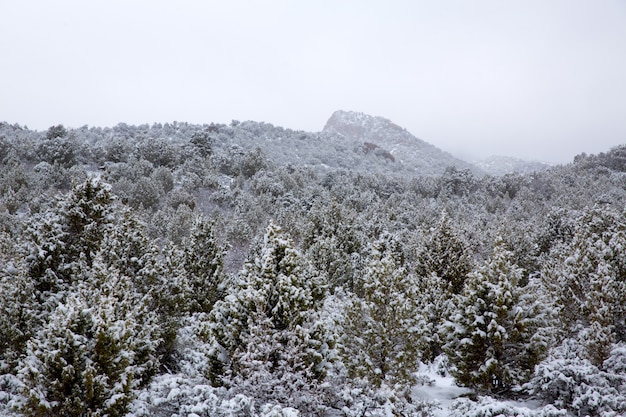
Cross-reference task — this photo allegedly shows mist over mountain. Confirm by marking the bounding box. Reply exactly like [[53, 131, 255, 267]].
[[475, 155, 552, 176]]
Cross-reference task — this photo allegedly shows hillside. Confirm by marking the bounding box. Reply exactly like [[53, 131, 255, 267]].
[[323, 110, 482, 175], [1, 119, 626, 416], [198, 110, 485, 177]]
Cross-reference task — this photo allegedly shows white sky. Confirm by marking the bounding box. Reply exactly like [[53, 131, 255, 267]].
[[1, 1, 625, 163]]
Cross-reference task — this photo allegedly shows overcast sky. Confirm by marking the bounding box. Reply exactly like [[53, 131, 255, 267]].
[[2, 1, 625, 163]]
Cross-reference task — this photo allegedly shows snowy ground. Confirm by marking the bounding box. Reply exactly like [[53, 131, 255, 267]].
[[412, 362, 471, 411], [411, 358, 473, 416], [410, 358, 553, 417]]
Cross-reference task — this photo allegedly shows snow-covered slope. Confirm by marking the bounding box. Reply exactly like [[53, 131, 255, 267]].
[[323, 110, 483, 176]]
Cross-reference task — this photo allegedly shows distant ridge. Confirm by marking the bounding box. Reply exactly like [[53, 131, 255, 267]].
[[323, 110, 482, 175], [475, 155, 552, 176]]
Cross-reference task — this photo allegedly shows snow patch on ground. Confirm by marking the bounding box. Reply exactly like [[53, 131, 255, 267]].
[[411, 358, 471, 415], [411, 357, 552, 417]]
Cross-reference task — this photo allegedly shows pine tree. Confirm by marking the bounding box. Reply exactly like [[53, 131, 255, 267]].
[[134, 241, 188, 370], [303, 202, 364, 292], [206, 222, 334, 409], [0, 266, 38, 370], [182, 216, 227, 313], [543, 207, 626, 365], [17, 259, 160, 417], [59, 176, 114, 267], [443, 237, 546, 394], [99, 207, 150, 279], [414, 214, 474, 363], [341, 232, 427, 389], [25, 177, 115, 307], [415, 272, 451, 362], [416, 211, 472, 295]]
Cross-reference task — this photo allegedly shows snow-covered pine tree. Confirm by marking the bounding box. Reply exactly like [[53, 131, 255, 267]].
[[99, 207, 150, 279], [25, 207, 71, 307], [302, 202, 364, 292], [416, 211, 472, 295], [341, 232, 427, 389], [17, 258, 160, 417], [59, 176, 114, 266], [582, 261, 619, 367], [205, 221, 334, 410], [182, 216, 227, 314], [543, 206, 626, 365], [443, 237, 545, 394], [415, 272, 450, 363], [414, 212, 474, 361], [525, 338, 626, 416], [134, 241, 188, 370], [0, 266, 37, 371], [25, 177, 115, 308]]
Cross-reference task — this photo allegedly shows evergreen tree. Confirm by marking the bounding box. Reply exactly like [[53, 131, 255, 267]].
[[525, 338, 626, 417], [543, 206, 626, 365], [206, 222, 334, 409], [135, 242, 188, 370], [302, 202, 364, 292], [416, 211, 472, 295], [415, 272, 451, 362], [61, 177, 113, 256], [0, 266, 37, 370], [182, 216, 227, 313], [99, 207, 150, 279], [414, 212, 474, 362], [341, 232, 427, 389], [443, 237, 546, 394], [25, 177, 115, 306], [17, 259, 160, 417]]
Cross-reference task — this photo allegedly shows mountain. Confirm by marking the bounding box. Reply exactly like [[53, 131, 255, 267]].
[[322, 110, 482, 175], [203, 111, 483, 177], [475, 155, 552, 176]]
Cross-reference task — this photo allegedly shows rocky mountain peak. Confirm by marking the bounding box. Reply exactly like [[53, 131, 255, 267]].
[[323, 110, 418, 148], [323, 110, 482, 175]]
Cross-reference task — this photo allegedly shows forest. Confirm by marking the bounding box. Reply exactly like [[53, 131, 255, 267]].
[[0, 118, 625, 416]]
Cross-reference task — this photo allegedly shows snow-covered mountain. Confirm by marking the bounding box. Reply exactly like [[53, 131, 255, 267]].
[[323, 110, 482, 175], [475, 155, 552, 176]]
